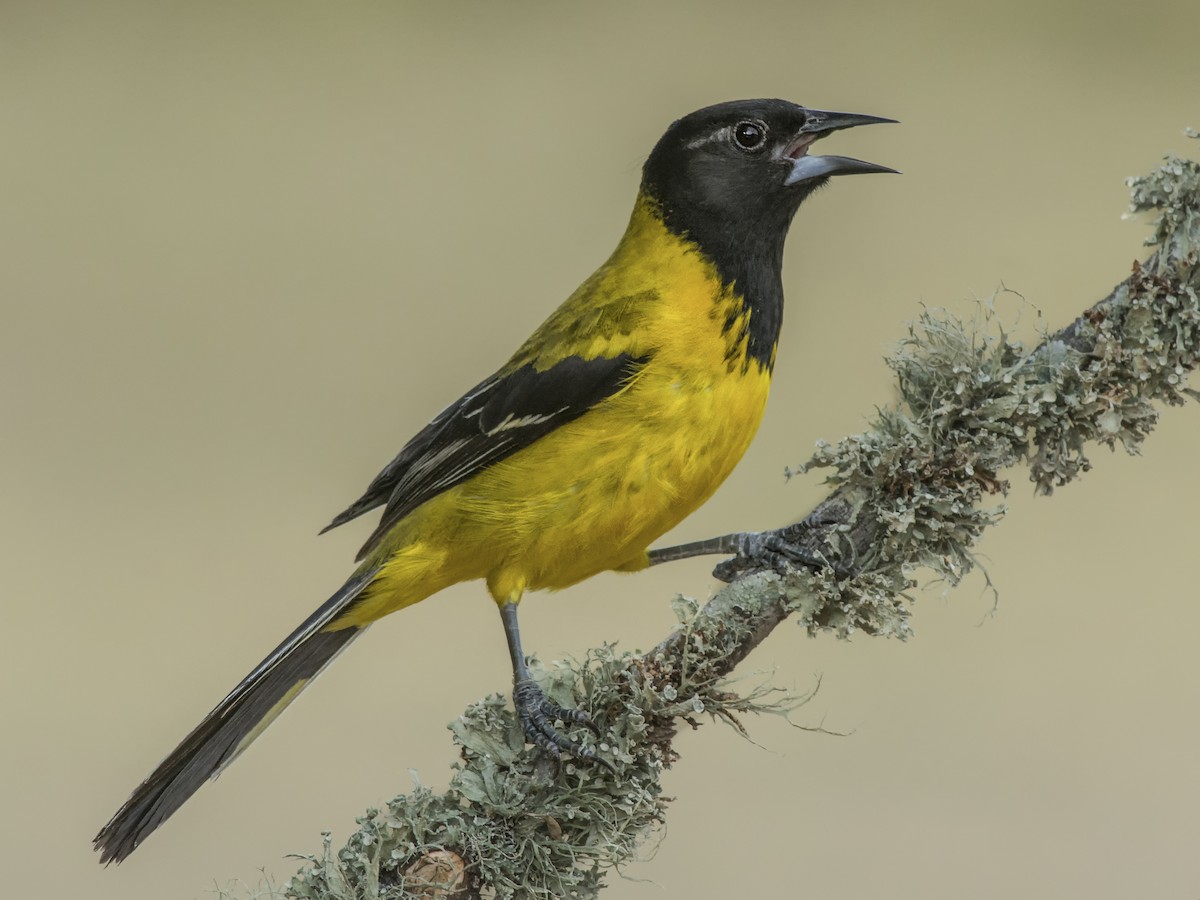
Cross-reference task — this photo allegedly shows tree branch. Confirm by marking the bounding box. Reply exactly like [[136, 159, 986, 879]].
[[280, 143, 1200, 900]]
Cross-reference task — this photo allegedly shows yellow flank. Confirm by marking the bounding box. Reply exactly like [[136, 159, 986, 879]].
[[331, 193, 772, 628]]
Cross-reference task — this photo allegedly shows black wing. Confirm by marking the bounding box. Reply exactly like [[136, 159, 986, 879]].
[[323, 352, 649, 561]]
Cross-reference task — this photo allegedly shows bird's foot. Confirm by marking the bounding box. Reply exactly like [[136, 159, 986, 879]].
[[712, 506, 852, 583], [513, 679, 616, 774]]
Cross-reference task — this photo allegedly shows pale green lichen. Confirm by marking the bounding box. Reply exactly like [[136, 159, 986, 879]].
[[278, 148, 1199, 900], [791, 150, 1200, 641], [283, 590, 823, 900], [285, 652, 663, 900]]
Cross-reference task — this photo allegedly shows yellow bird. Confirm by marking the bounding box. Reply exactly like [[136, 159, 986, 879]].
[[95, 98, 894, 864]]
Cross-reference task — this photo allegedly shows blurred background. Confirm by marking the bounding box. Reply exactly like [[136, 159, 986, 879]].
[[3, 2, 1199, 898]]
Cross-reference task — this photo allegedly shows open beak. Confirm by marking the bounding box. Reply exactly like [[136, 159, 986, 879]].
[[782, 108, 898, 185]]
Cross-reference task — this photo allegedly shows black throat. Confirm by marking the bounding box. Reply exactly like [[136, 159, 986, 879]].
[[643, 182, 803, 372]]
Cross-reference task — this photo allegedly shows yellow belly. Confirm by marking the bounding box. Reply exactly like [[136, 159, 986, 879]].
[[337, 360, 769, 626]]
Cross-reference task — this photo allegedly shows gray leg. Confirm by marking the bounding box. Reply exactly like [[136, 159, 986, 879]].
[[500, 602, 616, 773], [648, 509, 847, 579]]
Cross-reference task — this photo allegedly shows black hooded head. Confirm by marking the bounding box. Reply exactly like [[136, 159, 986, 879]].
[[640, 98, 895, 366]]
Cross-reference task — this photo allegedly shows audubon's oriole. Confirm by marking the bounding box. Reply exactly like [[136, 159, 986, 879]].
[[95, 98, 895, 863]]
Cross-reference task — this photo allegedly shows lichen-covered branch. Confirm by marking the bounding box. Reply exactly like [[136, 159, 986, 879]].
[[280, 145, 1200, 900]]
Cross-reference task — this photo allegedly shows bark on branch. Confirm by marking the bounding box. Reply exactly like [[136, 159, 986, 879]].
[[279, 145, 1200, 900]]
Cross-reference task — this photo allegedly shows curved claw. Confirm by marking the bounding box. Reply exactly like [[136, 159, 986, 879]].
[[710, 517, 854, 582], [512, 680, 616, 774]]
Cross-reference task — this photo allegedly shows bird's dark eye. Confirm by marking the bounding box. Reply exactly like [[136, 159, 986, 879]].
[[732, 120, 768, 152]]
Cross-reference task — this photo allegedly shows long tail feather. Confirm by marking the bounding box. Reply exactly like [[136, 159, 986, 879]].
[[94, 571, 376, 864]]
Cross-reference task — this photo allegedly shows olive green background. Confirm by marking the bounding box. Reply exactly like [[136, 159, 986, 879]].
[[4, 2, 1199, 898]]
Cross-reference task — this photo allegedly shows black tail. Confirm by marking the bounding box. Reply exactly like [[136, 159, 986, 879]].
[[94, 571, 375, 864]]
